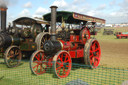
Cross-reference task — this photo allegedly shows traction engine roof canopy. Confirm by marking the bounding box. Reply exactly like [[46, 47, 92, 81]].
[[43, 11, 106, 24], [13, 17, 50, 25]]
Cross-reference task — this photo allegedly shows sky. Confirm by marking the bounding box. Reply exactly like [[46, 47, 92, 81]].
[[1, 0, 128, 24]]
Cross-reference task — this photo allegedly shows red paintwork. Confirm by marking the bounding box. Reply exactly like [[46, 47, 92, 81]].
[[32, 51, 47, 75], [69, 51, 76, 58], [55, 51, 72, 78], [76, 49, 84, 58], [116, 32, 128, 39], [58, 27, 90, 58], [81, 28, 90, 43], [68, 49, 84, 58], [89, 40, 101, 68], [70, 35, 80, 42], [47, 57, 53, 67]]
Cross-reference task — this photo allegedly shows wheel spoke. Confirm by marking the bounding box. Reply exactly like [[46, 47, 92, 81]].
[[66, 65, 70, 67], [40, 53, 45, 61], [45, 36, 47, 41], [38, 53, 41, 60], [61, 54, 64, 61], [33, 64, 39, 69], [90, 49, 93, 52], [56, 62, 61, 65], [65, 58, 70, 62], [94, 60, 97, 66], [92, 43, 96, 51], [40, 65, 42, 72], [8, 55, 13, 58], [90, 58, 93, 64], [94, 48, 100, 52], [35, 65, 39, 72], [90, 55, 93, 59], [33, 61, 38, 63], [35, 55, 40, 61], [95, 57, 99, 61], [64, 54, 68, 63], [59, 55, 63, 62], [63, 67, 66, 74], [10, 50, 14, 55], [56, 66, 62, 70]]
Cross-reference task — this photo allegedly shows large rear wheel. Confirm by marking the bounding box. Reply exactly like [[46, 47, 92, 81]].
[[35, 32, 50, 50], [4, 46, 22, 68], [84, 39, 101, 68], [53, 50, 72, 78]]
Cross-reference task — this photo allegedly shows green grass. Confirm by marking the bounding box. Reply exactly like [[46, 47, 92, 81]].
[[95, 27, 128, 43], [0, 60, 128, 85]]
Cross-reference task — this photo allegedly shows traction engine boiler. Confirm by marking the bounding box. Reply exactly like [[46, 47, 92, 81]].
[[30, 6, 105, 78]]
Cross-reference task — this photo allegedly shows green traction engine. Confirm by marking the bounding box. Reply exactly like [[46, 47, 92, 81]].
[[0, 7, 50, 67]]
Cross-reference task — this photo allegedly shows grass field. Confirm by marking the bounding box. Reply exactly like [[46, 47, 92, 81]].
[[95, 27, 128, 69], [0, 27, 128, 85], [0, 61, 127, 85]]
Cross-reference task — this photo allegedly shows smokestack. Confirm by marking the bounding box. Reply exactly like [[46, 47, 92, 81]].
[[50, 6, 58, 41], [0, 7, 7, 32]]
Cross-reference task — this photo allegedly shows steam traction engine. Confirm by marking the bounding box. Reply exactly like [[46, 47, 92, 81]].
[[30, 6, 105, 78], [0, 7, 50, 67]]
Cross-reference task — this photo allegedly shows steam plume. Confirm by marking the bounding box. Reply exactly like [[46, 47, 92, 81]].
[[0, 0, 9, 8]]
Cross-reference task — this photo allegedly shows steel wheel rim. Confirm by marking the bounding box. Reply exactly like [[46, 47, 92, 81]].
[[31, 51, 47, 75], [89, 40, 101, 68], [6, 47, 21, 67], [55, 51, 72, 78]]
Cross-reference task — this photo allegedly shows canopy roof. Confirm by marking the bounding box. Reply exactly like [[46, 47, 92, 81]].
[[13, 17, 50, 25], [43, 11, 105, 24]]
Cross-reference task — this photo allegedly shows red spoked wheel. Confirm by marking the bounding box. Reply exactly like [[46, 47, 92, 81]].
[[80, 27, 90, 43], [53, 50, 72, 78], [84, 39, 101, 68], [30, 50, 47, 75]]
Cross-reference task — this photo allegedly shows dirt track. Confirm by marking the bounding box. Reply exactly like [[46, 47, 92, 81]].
[[99, 40, 128, 68]]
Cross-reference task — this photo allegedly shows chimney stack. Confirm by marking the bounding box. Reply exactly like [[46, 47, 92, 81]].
[[0, 7, 7, 32], [50, 6, 58, 41]]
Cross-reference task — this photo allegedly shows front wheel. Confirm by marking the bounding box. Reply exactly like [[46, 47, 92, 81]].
[[84, 39, 101, 68], [4, 45, 22, 68], [53, 50, 72, 78], [30, 50, 47, 75]]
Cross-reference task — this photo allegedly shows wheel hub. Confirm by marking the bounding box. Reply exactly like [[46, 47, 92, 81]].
[[93, 52, 97, 56], [37, 61, 42, 65], [60, 62, 63, 67]]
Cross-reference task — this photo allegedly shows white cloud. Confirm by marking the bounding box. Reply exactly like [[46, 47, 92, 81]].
[[86, 10, 96, 16], [23, 2, 32, 8], [35, 7, 49, 15], [110, 12, 117, 16], [73, 0, 85, 5], [19, 9, 31, 17], [119, 0, 128, 12], [96, 4, 106, 10], [52, 0, 68, 9], [109, 0, 116, 6], [33, 7, 49, 17]]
